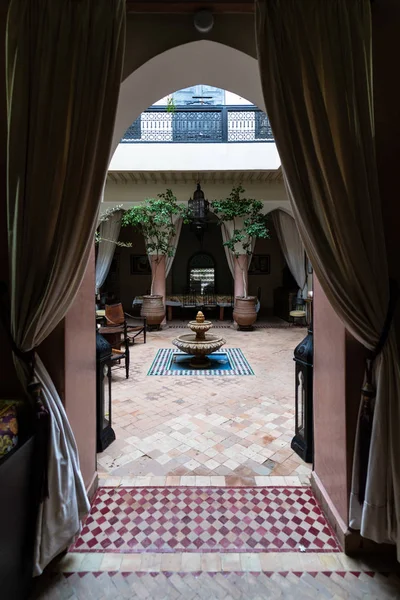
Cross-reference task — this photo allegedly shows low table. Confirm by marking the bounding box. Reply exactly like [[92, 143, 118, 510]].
[[132, 295, 234, 321]]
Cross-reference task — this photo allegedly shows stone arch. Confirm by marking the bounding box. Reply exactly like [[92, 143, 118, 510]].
[[112, 40, 266, 153]]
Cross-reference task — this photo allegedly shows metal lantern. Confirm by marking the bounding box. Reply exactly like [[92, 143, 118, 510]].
[[188, 183, 209, 242], [96, 330, 115, 452], [291, 299, 314, 463]]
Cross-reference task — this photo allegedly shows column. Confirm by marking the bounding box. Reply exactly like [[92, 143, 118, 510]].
[[234, 254, 248, 298], [151, 255, 166, 302], [151, 255, 166, 324]]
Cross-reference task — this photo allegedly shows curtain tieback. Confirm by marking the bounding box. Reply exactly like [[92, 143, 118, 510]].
[[358, 278, 398, 504], [0, 282, 49, 500]]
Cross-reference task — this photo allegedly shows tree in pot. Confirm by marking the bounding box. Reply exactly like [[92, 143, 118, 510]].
[[122, 189, 189, 328], [212, 186, 270, 330]]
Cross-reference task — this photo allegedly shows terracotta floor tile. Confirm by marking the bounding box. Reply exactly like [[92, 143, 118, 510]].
[[99, 323, 312, 480]]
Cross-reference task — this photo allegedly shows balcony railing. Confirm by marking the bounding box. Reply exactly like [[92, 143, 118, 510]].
[[121, 105, 274, 144]]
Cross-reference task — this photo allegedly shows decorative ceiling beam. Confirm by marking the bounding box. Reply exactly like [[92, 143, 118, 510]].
[[128, 172, 138, 183], [126, 1, 254, 14], [108, 172, 118, 184]]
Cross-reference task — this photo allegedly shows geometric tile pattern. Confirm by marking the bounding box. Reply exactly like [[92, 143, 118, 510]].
[[97, 325, 312, 480], [31, 570, 400, 600], [70, 487, 339, 554], [148, 348, 254, 376]]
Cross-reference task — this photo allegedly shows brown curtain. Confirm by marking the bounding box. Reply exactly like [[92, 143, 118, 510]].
[[256, 0, 400, 555], [6, 0, 125, 574]]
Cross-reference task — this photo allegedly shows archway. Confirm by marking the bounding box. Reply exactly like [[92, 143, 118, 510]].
[[112, 40, 267, 153], [99, 39, 311, 492]]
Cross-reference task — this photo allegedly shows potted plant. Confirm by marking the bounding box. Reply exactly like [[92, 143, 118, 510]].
[[122, 189, 189, 327], [212, 186, 270, 330]]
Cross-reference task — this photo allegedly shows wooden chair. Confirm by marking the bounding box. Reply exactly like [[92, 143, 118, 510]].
[[105, 303, 146, 345], [99, 304, 146, 379]]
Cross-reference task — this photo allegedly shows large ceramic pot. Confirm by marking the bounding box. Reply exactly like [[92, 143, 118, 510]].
[[141, 295, 165, 328], [233, 296, 257, 330]]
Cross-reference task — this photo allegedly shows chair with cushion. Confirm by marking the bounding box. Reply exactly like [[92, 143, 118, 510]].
[[289, 294, 306, 326]]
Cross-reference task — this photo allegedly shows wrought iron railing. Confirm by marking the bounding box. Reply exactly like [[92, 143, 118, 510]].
[[121, 105, 274, 144]]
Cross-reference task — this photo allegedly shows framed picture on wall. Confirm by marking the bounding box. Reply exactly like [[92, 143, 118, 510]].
[[130, 254, 151, 275], [249, 254, 271, 274]]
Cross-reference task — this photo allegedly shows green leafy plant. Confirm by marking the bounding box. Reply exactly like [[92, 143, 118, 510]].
[[95, 205, 132, 248], [212, 186, 270, 297], [122, 189, 189, 294], [166, 95, 176, 114]]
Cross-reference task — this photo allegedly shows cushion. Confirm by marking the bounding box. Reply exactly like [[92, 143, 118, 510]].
[[0, 401, 19, 457], [290, 310, 306, 317]]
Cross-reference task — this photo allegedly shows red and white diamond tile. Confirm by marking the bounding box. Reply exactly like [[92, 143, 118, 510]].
[[70, 486, 339, 554]]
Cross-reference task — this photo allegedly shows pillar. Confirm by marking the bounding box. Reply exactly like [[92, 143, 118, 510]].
[[234, 255, 248, 298], [150, 255, 166, 301], [150, 255, 166, 324]]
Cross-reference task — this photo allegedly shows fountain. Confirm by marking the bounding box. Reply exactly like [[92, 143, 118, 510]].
[[172, 311, 226, 368]]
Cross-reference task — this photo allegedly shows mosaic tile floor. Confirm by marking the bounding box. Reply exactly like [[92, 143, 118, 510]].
[[32, 567, 400, 599], [70, 486, 338, 554], [98, 324, 312, 481], [148, 348, 254, 376]]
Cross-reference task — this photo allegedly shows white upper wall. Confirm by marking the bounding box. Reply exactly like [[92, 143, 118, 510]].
[[103, 181, 291, 216], [109, 142, 280, 172]]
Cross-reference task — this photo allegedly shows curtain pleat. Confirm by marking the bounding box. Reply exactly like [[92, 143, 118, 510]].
[[6, 0, 125, 575], [166, 217, 183, 278], [96, 210, 123, 293], [256, 0, 400, 554], [221, 223, 235, 278], [272, 209, 307, 297]]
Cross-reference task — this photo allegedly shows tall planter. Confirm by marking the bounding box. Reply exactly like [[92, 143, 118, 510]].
[[212, 187, 270, 331], [122, 190, 188, 331], [233, 296, 257, 330], [141, 295, 165, 328]]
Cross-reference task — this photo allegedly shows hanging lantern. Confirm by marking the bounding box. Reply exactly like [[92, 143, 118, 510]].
[[291, 296, 314, 463], [188, 183, 209, 243]]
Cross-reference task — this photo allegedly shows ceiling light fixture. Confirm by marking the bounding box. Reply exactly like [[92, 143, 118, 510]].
[[194, 9, 214, 34]]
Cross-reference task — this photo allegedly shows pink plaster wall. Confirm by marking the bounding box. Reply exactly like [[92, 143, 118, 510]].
[[313, 278, 348, 522], [64, 250, 97, 490]]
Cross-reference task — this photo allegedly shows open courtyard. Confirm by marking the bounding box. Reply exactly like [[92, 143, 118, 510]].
[[97, 321, 312, 486]]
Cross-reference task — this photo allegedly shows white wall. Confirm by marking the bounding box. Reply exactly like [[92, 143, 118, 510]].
[[110, 142, 280, 172], [103, 180, 291, 215]]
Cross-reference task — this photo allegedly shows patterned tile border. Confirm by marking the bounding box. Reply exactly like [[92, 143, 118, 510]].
[[33, 568, 400, 600], [147, 348, 254, 376], [70, 486, 339, 554], [54, 550, 399, 574], [98, 475, 310, 488]]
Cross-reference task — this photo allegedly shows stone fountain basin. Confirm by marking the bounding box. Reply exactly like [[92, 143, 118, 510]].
[[172, 333, 226, 356], [187, 321, 213, 334]]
